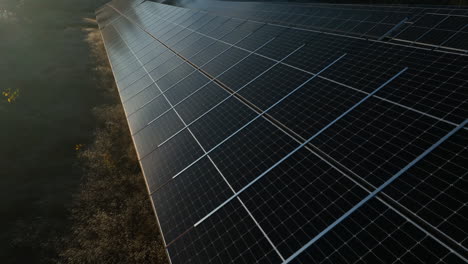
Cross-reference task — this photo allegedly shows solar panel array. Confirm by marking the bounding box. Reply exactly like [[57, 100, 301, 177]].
[[95, 1, 468, 263], [186, 1, 468, 52]]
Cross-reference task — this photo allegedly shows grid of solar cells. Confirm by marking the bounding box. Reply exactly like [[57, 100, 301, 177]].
[[132, 109, 185, 157], [294, 199, 466, 264], [313, 97, 455, 186], [140, 129, 204, 191], [391, 12, 468, 52], [189, 97, 258, 151], [174, 82, 230, 124], [123, 83, 160, 116], [183, 0, 412, 39], [201, 46, 250, 77], [268, 78, 366, 139], [239, 147, 370, 257], [151, 156, 234, 244], [318, 38, 468, 124], [383, 128, 468, 248], [185, 1, 468, 53], [128, 94, 170, 134], [97, 1, 468, 263], [167, 199, 283, 264]]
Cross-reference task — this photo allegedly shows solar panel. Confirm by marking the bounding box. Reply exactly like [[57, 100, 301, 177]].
[[391, 12, 468, 52], [183, 1, 413, 40], [96, 1, 468, 263], [383, 128, 468, 247]]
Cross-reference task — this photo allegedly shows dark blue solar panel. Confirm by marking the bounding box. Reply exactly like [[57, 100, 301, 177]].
[[156, 62, 194, 91], [179, 36, 216, 58], [152, 157, 233, 243], [123, 83, 161, 116], [133, 109, 185, 158], [269, 78, 365, 139], [164, 70, 211, 104], [189, 97, 258, 150], [238, 63, 312, 110], [383, 128, 468, 247], [314, 97, 454, 186], [140, 129, 204, 191], [293, 199, 464, 264], [120, 74, 155, 101], [174, 82, 230, 124], [201, 47, 250, 77], [98, 1, 468, 263], [189, 41, 231, 66], [217, 54, 276, 91], [209, 118, 299, 191], [256, 28, 319, 60], [167, 199, 283, 264], [239, 147, 369, 257], [127, 94, 170, 134]]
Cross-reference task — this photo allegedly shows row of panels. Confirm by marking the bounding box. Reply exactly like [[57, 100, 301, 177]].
[[392, 12, 468, 51], [119, 2, 467, 125], [183, 0, 468, 52], [98, 2, 467, 263], [184, 0, 411, 40]]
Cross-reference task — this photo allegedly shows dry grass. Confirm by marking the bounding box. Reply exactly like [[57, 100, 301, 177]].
[[59, 28, 168, 264]]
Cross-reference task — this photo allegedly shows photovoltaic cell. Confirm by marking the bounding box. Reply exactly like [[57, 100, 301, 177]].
[[256, 28, 319, 60], [174, 82, 230, 124], [294, 199, 465, 264], [189, 97, 258, 151], [379, 53, 468, 125], [152, 157, 233, 244], [184, 1, 411, 39], [180, 11, 204, 27], [269, 78, 366, 139], [238, 63, 313, 110], [217, 54, 276, 91], [138, 44, 166, 65], [443, 31, 468, 50], [391, 13, 468, 51], [120, 74, 154, 101], [172, 32, 204, 53], [159, 25, 185, 42], [140, 129, 204, 191], [210, 118, 299, 191], [179, 36, 216, 58], [117, 67, 148, 88], [156, 62, 194, 91], [383, 128, 468, 248], [167, 199, 283, 264], [189, 41, 231, 66], [164, 71, 211, 104], [319, 40, 417, 92], [148, 55, 185, 80], [97, 1, 468, 263], [236, 24, 286, 51], [282, 34, 364, 74], [127, 94, 170, 134], [219, 21, 264, 44], [196, 16, 230, 35], [188, 14, 216, 31], [144, 49, 174, 72], [320, 41, 468, 124], [239, 147, 369, 257], [201, 18, 244, 39], [200, 47, 250, 77], [123, 83, 161, 116], [314, 97, 454, 186], [132, 109, 185, 158]]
